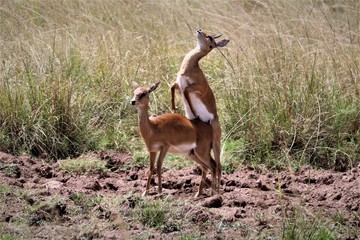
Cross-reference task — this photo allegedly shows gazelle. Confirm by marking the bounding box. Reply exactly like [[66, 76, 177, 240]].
[[131, 81, 217, 198], [171, 29, 230, 193]]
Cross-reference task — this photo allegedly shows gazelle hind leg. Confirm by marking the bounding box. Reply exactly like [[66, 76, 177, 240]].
[[211, 118, 222, 193], [195, 167, 207, 198], [187, 154, 209, 198], [193, 149, 217, 197], [198, 154, 217, 196], [209, 157, 217, 195]]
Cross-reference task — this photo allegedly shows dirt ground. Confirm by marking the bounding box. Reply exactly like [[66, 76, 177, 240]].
[[0, 151, 359, 239]]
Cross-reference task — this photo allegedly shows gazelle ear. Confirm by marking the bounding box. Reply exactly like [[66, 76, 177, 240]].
[[212, 34, 223, 39], [132, 81, 140, 89], [215, 39, 230, 48], [148, 82, 160, 93]]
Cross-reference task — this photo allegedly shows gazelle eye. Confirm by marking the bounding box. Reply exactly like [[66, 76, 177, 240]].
[[208, 36, 214, 41], [139, 92, 146, 99]]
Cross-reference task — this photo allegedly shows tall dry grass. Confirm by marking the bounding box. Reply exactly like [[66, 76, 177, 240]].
[[0, 0, 359, 169]]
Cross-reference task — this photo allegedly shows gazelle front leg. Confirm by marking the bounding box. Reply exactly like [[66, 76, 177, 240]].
[[143, 151, 157, 197], [156, 145, 170, 194], [183, 84, 201, 118]]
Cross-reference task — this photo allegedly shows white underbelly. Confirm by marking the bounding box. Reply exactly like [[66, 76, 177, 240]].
[[188, 93, 213, 122], [176, 75, 214, 122], [169, 143, 196, 153], [149, 142, 196, 153]]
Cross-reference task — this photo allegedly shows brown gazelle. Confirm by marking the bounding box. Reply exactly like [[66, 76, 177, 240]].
[[171, 29, 229, 193], [131, 81, 217, 197]]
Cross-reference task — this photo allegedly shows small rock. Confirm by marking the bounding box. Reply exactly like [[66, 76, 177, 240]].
[[191, 210, 209, 223], [45, 180, 63, 189], [203, 195, 223, 208]]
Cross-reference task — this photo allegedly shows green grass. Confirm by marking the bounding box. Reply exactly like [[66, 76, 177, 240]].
[[280, 209, 352, 240], [0, 0, 359, 170], [59, 155, 107, 174], [134, 198, 167, 229], [221, 139, 246, 173], [163, 154, 195, 170], [0, 183, 12, 199]]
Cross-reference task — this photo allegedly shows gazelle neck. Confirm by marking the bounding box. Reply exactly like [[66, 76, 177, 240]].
[[179, 47, 210, 73], [137, 105, 152, 135]]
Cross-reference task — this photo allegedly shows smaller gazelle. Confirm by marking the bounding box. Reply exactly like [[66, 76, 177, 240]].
[[131, 81, 217, 197]]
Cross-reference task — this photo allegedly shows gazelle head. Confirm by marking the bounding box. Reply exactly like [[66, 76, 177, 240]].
[[196, 29, 230, 52], [131, 81, 160, 108]]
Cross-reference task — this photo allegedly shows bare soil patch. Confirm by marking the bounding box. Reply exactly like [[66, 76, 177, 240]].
[[0, 151, 359, 239]]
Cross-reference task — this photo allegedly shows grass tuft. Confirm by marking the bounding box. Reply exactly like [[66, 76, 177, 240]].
[[59, 155, 107, 174], [134, 198, 167, 229]]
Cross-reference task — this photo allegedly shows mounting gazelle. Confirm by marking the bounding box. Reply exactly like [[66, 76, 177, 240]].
[[171, 29, 230, 193], [131, 81, 217, 197]]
